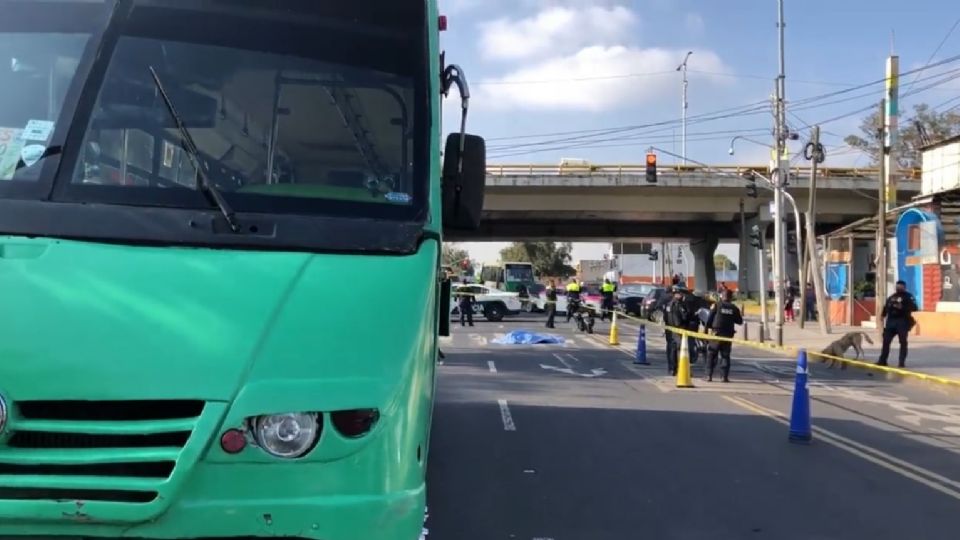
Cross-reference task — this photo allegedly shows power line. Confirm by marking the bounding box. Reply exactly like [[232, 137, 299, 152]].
[[486, 126, 769, 152], [487, 53, 960, 144], [486, 100, 772, 143], [904, 17, 960, 92], [474, 70, 675, 86], [487, 130, 770, 159]]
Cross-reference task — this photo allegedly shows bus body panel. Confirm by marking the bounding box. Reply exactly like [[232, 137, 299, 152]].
[[0, 238, 438, 540]]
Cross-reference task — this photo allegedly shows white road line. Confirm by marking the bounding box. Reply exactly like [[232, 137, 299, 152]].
[[497, 399, 516, 431], [553, 352, 573, 369], [724, 396, 960, 501], [488, 360, 498, 373]]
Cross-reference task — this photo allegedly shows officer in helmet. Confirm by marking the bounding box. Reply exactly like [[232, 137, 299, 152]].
[[705, 289, 744, 382]]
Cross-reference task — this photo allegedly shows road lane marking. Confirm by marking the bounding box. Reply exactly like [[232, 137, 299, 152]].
[[488, 360, 498, 373], [498, 399, 516, 431], [723, 396, 960, 501], [553, 352, 573, 369]]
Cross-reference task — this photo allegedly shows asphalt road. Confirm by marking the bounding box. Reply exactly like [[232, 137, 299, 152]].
[[427, 315, 960, 540]]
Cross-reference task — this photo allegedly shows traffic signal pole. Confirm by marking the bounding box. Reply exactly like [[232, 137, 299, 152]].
[[773, 0, 788, 346]]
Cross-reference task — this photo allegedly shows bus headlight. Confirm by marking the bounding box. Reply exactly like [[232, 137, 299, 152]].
[[251, 413, 320, 458]]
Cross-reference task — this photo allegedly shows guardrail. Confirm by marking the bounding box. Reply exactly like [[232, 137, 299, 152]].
[[486, 164, 921, 180]]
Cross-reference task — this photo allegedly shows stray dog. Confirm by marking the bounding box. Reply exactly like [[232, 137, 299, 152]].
[[820, 331, 874, 369]]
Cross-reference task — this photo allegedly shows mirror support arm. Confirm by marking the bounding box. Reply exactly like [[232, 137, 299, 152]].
[[441, 64, 470, 175]]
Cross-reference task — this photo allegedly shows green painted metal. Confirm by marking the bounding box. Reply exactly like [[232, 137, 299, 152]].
[[0, 1, 443, 538]]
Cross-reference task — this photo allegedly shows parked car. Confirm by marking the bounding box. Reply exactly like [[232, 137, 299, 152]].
[[641, 287, 668, 321], [450, 284, 522, 322], [616, 283, 656, 317], [581, 282, 603, 314]]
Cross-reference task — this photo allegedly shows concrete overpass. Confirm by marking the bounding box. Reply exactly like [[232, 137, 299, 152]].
[[447, 164, 921, 292]]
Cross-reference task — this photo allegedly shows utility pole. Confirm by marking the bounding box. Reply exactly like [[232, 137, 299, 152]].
[[773, 0, 787, 346], [740, 198, 748, 297], [759, 236, 769, 342], [801, 125, 831, 334], [677, 51, 693, 165], [877, 99, 888, 328]]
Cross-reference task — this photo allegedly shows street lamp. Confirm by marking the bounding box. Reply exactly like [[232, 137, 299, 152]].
[[728, 135, 774, 156]]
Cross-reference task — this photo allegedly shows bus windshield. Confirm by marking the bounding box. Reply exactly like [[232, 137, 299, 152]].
[[504, 264, 535, 283], [3, 0, 428, 222], [0, 1, 106, 182]]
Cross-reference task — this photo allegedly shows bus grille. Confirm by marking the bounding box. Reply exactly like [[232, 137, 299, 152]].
[[0, 400, 205, 505]]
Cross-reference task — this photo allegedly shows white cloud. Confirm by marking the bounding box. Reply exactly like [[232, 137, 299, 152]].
[[476, 46, 730, 111], [440, 0, 483, 15], [479, 6, 637, 61]]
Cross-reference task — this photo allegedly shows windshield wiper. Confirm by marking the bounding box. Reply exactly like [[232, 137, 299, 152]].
[[148, 66, 241, 233]]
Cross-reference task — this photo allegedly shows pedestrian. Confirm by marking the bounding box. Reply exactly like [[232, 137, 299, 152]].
[[545, 279, 558, 329], [784, 279, 796, 322], [705, 289, 744, 382], [565, 278, 581, 322], [877, 280, 918, 368], [600, 278, 616, 321], [804, 283, 817, 321], [457, 287, 474, 327]]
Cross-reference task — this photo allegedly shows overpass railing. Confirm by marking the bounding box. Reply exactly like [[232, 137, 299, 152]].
[[486, 164, 921, 180]]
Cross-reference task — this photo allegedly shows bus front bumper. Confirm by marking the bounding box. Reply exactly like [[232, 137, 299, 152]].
[[0, 467, 425, 540]]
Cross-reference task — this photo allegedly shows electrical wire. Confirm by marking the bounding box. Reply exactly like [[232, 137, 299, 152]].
[[486, 53, 960, 145], [904, 17, 960, 92]]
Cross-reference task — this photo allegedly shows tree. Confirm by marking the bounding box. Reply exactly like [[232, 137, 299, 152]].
[[499, 242, 576, 278], [442, 243, 472, 273], [844, 103, 960, 169], [714, 254, 737, 271]]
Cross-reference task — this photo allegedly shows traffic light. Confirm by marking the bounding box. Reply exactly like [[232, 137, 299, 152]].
[[745, 172, 758, 198], [749, 225, 763, 249], [787, 230, 798, 254], [645, 153, 657, 183]]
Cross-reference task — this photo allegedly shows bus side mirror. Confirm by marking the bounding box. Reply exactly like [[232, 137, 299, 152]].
[[442, 133, 486, 231]]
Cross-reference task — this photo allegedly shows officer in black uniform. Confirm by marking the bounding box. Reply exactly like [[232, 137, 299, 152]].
[[664, 288, 690, 376], [877, 280, 918, 368], [457, 287, 475, 327], [705, 289, 744, 382], [545, 279, 558, 329]]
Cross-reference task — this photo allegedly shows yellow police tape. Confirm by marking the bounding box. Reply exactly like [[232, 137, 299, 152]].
[[449, 289, 960, 388], [595, 307, 960, 390]]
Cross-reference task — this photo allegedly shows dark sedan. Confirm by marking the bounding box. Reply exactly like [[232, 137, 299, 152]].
[[616, 283, 657, 317]]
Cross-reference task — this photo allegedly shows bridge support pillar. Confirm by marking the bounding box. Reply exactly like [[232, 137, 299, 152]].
[[690, 236, 719, 293], [738, 217, 770, 299]]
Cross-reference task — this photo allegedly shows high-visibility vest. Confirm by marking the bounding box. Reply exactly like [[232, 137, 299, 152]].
[[602, 282, 615, 293], [566, 283, 581, 293]]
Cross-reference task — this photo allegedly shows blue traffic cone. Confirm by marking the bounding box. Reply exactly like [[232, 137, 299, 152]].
[[788, 349, 812, 444], [634, 324, 650, 365]]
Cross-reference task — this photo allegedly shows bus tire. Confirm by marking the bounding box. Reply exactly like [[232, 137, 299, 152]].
[[484, 302, 506, 322]]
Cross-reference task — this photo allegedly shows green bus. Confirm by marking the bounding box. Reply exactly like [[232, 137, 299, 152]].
[[0, 2, 484, 540], [480, 261, 537, 293]]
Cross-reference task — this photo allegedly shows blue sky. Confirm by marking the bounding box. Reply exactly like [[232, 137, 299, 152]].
[[441, 0, 960, 262]]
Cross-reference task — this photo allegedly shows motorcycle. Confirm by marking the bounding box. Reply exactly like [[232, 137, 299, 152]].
[[567, 298, 596, 334]]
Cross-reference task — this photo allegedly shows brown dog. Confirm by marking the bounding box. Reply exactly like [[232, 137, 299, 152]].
[[820, 331, 874, 369]]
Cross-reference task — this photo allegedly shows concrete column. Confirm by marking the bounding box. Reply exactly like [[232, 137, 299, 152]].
[[690, 236, 719, 292], [738, 217, 770, 298]]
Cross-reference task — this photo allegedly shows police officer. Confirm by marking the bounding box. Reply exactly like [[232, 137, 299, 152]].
[[457, 287, 475, 327], [545, 279, 558, 329], [600, 278, 616, 321], [877, 280, 918, 368], [664, 288, 689, 376], [565, 278, 581, 323], [705, 289, 743, 382]]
